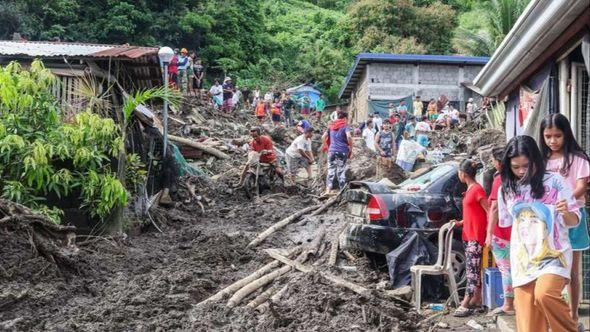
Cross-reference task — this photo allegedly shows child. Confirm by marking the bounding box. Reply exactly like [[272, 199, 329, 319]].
[[271, 98, 282, 127], [498, 135, 580, 332], [375, 119, 395, 177], [452, 160, 488, 317], [485, 147, 515, 316], [540, 113, 590, 330]]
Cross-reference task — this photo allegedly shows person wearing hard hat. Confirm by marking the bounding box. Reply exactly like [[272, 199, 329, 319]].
[[177, 48, 190, 94]]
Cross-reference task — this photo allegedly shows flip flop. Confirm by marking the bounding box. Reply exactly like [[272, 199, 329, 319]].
[[453, 306, 473, 317], [487, 307, 515, 316]]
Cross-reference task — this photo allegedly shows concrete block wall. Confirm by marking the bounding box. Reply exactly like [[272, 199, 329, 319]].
[[369, 63, 414, 84], [463, 66, 482, 82], [419, 64, 460, 85]]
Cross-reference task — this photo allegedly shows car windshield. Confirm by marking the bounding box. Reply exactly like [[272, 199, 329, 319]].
[[399, 164, 455, 191]]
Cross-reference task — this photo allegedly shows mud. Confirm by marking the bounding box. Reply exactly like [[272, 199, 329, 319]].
[[1, 97, 497, 331]]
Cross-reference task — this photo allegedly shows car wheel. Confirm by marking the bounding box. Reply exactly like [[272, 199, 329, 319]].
[[450, 240, 467, 288]]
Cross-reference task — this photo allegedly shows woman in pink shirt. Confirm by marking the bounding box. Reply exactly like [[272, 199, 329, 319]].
[[540, 114, 590, 330]]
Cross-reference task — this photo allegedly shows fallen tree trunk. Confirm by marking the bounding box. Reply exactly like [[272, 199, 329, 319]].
[[329, 223, 349, 266], [264, 249, 412, 309], [246, 285, 277, 309], [0, 199, 78, 271], [247, 204, 322, 248], [195, 246, 301, 307], [169, 134, 230, 160], [229, 228, 325, 308]]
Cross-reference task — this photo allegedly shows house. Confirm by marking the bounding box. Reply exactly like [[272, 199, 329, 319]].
[[287, 83, 322, 107], [338, 53, 489, 123], [0, 40, 163, 110], [473, 0, 589, 301]]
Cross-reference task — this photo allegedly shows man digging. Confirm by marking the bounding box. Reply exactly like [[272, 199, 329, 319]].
[[285, 127, 314, 185]]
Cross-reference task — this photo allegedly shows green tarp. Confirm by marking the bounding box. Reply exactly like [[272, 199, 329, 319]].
[[368, 96, 414, 118]]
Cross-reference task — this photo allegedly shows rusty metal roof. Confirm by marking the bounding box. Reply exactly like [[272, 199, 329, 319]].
[[0, 40, 158, 59]]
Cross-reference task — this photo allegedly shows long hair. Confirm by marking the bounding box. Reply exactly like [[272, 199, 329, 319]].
[[539, 113, 590, 176], [501, 135, 546, 199]]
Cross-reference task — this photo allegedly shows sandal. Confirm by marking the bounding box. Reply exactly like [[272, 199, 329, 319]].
[[487, 307, 515, 316], [453, 306, 473, 317]]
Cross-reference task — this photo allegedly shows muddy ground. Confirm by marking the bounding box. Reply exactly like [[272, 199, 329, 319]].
[[0, 98, 502, 331]]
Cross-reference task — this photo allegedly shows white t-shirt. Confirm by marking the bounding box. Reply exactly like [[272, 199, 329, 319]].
[[286, 135, 311, 158], [415, 121, 431, 132], [449, 109, 460, 120], [372, 116, 383, 131], [330, 111, 338, 121], [209, 85, 222, 96], [264, 92, 273, 102], [232, 90, 241, 105], [497, 173, 581, 287], [362, 127, 376, 151]]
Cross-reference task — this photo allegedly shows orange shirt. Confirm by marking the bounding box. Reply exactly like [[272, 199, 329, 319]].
[[255, 103, 266, 117]]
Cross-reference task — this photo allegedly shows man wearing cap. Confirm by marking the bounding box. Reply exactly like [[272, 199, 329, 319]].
[[285, 127, 314, 183], [466, 97, 475, 120], [221, 77, 234, 113], [177, 48, 190, 93]]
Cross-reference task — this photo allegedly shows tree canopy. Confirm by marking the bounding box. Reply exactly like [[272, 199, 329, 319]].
[[0, 0, 518, 100]]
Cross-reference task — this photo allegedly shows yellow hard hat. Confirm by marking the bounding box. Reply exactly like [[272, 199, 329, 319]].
[[181, 48, 188, 54]]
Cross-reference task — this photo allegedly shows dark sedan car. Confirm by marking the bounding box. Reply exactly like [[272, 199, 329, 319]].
[[341, 162, 468, 284]]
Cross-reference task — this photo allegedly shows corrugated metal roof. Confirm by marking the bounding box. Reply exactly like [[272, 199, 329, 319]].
[[339, 53, 490, 99], [0, 40, 157, 59]]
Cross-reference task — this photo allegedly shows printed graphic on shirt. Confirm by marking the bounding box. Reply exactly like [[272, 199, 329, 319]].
[[511, 202, 566, 280]]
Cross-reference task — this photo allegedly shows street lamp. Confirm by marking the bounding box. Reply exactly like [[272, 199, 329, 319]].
[[158, 46, 174, 156]]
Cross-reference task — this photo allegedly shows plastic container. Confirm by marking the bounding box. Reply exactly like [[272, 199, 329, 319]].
[[428, 303, 445, 311], [483, 267, 504, 310]]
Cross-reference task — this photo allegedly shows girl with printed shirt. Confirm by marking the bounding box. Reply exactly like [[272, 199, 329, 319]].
[[497, 135, 580, 332], [540, 114, 590, 330]]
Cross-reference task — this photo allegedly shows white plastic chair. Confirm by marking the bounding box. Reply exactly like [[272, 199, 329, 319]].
[[410, 222, 460, 312]]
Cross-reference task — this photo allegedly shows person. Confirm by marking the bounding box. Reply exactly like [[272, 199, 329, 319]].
[[497, 135, 579, 332], [427, 99, 438, 122], [192, 57, 205, 96], [413, 96, 423, 118], [255, 100, 267, 123], [241, 86, 251, 108], [177, 48, 190, 93], [231, 87, 242, 110], [361, 120, 376, 152], [415, 116, 431, 148], [300, 92, 311, 118], [452, 160, 488, 317], [315, 94, 326, 121], [253, 87, 261, 106], [209, 80, 223, 109], [466, 97, 475, 121], [330, 106, 340, 122], [238, 127, 283, 186], [404, 116, 416, 140], [273, 88, 281, 101], [387, 103, 396, 118], [395, 132, 426, 171], [296, 119, 312, 133], [485, 147, 515, 316], [372, 112, 383, 131], [221, 77, 234, 113], [437, 95, 448, 112], [540, 113, 590, 330], [375, 119, 395, 177], [322, 111, 352, 194], [397, 101, 408, 121], [282, 93, 295, 127], [271, 98, 282, 127], [167, 50, 179, 88], [448, 105, 460, 127], [285, 127, 314, 183]]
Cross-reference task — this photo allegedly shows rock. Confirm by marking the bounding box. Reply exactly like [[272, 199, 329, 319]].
[[385, 285, 413, 301]]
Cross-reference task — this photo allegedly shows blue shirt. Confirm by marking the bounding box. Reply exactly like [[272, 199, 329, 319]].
[[177, 55, 189, 70]]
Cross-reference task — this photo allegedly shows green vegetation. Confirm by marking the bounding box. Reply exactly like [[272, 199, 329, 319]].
[[0, 1, 527, 100]]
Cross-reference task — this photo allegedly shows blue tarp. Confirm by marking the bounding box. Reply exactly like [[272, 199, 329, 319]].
[[287, 84, 322, 107], [368, 96, 414, 118]]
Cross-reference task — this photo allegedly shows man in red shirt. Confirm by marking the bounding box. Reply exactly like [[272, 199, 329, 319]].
[[237, 127, 282, 186]]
